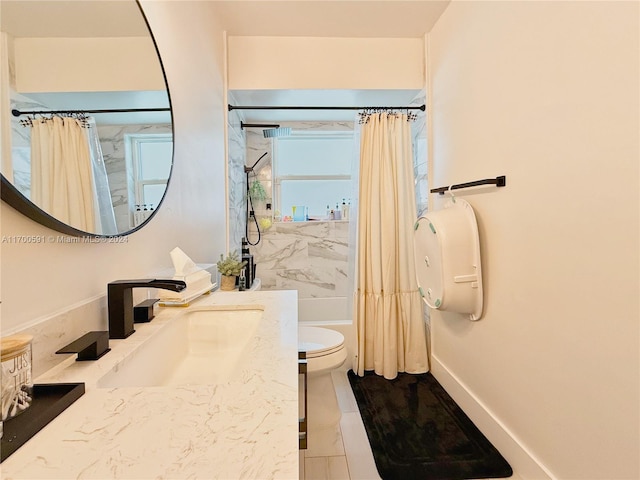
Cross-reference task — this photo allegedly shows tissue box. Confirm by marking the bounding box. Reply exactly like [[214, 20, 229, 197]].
[[154, 247, 217, 306], [155, 265, 216, 306]]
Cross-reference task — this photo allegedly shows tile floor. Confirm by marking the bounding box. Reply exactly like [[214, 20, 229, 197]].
[[299, 369, 381, 480], [299, 369, 520, 480]]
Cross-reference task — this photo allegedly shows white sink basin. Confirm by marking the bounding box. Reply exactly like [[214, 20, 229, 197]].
[[98, 305, 264, 388]]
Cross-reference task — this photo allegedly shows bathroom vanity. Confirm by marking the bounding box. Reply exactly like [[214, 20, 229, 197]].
[[1, 290, 299, 479]]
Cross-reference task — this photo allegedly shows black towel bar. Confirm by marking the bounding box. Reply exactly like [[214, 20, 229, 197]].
[[430, 176, 506, 195]]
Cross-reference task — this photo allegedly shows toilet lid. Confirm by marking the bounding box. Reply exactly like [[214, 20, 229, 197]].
[[298, 326, 345, 358]]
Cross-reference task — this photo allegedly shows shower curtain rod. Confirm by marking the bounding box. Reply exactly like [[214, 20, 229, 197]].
[[228, 104, 426, 112], [11, 107, 170, 117]]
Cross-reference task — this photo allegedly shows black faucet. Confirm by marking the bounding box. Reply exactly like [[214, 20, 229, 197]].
[[107, 279, 186, 339]]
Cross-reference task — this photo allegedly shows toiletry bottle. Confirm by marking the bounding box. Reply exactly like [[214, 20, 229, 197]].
[[334, 203, 342, 220], [241, 237, 254, 288], [326, 205, 331, 219], [238, 270, 246, 291]]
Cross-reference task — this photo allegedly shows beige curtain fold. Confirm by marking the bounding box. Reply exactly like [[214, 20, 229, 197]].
[[354, 113, 429, 380], [1, 33, 14, 181], [31, 116, 96, 231]]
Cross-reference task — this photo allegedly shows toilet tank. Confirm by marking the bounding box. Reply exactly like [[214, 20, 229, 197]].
[[413, 198, 483, 321]]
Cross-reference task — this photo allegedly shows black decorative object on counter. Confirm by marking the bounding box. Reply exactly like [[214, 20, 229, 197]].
[[1, 383, 85, 463], [240, 238, 255, 289]]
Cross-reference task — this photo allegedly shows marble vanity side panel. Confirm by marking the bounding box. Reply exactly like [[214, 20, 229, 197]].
[[227, 108, 246, 254], [10, 296, 109, 378]]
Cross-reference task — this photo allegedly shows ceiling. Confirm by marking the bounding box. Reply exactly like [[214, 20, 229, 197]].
[[2, 0, 449, 123]]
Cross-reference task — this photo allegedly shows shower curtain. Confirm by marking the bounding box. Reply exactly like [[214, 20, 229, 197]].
[[31, 116, 96, 232], [353, 112, 429, 380], [85, 118, 117, 235], [1, 33, 13, 181]]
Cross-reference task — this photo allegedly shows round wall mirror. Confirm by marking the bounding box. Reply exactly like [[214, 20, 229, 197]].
[[0, 0, 173, 237]]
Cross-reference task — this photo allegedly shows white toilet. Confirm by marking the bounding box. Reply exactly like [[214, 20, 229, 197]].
[[299, 326, 347, 374], [298, 326, 347, 427]]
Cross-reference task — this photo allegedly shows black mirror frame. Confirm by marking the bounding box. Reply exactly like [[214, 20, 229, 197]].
[[0, 0, 174, 238]]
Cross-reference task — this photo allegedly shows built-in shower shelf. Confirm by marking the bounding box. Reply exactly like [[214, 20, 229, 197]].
[[1, 383, 85, 462]]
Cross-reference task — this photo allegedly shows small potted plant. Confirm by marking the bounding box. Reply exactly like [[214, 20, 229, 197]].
[[249, 179, 268, 202], [217, 250, 247, 291]]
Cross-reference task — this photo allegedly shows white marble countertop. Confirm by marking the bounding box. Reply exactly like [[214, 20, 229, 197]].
[[1, 290, 299, 479]]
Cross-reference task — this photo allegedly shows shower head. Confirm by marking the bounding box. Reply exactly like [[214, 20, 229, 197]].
[[240, 122, 292, 138], [262, 127, 292, 138]]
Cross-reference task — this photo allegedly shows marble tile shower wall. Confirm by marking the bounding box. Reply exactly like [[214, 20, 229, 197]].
[[227, 109, 247, 255], [97, 124, 172, 232], [243, 122, 354, 298], [254, 220, 350, 297], [411, 91, 428, 216]]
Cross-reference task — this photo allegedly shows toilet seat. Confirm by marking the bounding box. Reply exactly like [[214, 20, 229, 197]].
[[303, 343, 345, 358], [298, 326, 344, 358], [298, 326, 347, 374]]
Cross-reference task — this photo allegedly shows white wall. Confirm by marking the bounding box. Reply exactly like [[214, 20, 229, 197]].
[[228, 36, 424, 90], [0, 1, 228, 333], [428, 2, 639, 479], [14, 37, 165, 93]]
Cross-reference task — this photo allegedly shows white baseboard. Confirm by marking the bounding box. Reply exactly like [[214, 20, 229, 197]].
[[431, 355, 554, 480]]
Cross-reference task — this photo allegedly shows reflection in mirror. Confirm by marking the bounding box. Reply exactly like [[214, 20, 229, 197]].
[[0, 0, 172, 236]]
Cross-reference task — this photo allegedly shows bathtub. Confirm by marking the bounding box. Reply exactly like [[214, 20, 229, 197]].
[[298, 297, 353, 371]]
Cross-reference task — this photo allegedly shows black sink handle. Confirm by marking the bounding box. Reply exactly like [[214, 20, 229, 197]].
[[56, 331, 110, 361]]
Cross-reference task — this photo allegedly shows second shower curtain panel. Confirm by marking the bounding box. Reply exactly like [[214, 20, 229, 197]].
[[353, 112, 429, 380]]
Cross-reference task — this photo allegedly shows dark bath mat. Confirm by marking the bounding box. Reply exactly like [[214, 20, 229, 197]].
[[348, 370, 513, 480]]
